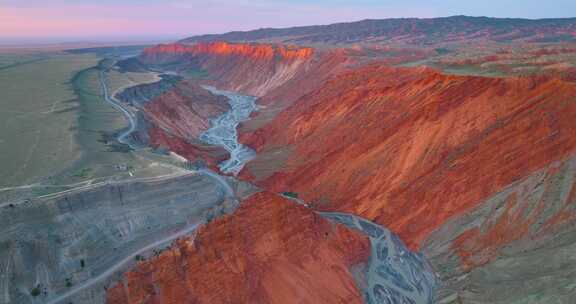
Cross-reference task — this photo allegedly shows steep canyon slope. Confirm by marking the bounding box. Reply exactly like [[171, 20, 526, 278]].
[[107, 192, 372, 304], [423, 156, 576, 303], [234, 62, 576, 302], [115, 75, 231, 169], [240, 65, 576, 250]]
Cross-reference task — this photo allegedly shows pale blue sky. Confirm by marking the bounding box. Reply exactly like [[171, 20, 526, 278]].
[[1, 0, 575, 42]]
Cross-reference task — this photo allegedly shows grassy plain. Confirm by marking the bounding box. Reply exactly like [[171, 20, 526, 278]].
[[54, 63, 177, 191], [0, 52, 99, 187], [0, 50, 181, 196]]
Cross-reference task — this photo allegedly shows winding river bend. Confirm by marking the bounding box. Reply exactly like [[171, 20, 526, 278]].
[[321, 212, 437, 304], [199, 87, 258, 175]]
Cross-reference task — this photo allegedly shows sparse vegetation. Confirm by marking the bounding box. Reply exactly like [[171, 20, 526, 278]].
[[72, 168, 93, 179], [0, 52, 99, 187], [282, 192, 299, 199], [30, 285, 41, 297], [135, 254, 145, 261]]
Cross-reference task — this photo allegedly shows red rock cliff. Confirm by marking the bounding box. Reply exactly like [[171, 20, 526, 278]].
[[141, 41, 313, 62], [240, 65, 576, 250], [106, 192, 370, 304], [141, 81, 230, 169], [144, 81, 229, 140], [140, 42, 317, 97]]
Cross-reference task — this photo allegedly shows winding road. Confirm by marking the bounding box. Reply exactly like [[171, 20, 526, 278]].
[[45, 222, 200, 304], [98, 70, 138, 146]]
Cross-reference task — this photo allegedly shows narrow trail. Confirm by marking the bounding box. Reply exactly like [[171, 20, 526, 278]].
[[0, 171, 195, 209], [199, 168, 235, 198]]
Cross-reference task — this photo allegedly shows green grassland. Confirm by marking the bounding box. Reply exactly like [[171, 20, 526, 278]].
[[0, 53, 46, 70], [53, 62, 177, 189], [0, 52, 99, 187], [0, 51, 182, 197]]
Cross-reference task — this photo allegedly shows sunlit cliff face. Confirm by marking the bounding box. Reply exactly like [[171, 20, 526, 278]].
[[141, 41, 314, 61]]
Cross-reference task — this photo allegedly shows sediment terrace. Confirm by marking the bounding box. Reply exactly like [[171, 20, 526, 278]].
[[0, 171, 249, 304]]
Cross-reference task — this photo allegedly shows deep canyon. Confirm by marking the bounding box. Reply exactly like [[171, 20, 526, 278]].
[[2, 15, 576, 304], [105, 27, 576, 303]]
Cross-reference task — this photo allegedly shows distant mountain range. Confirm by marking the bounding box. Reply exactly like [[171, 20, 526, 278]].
[[180, 15, 576, 46]]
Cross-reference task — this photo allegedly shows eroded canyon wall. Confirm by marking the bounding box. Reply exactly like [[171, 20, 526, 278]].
[[116, 78, 231, 168], [139, 42, 317, 97], [106, 191, 371, 304], [239, 65, 576, 251]]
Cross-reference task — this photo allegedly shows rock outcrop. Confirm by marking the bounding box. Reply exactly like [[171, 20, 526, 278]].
[[106, 192, 371, 304], [117, 78, 232, 167], [143, 82, 230, 140]]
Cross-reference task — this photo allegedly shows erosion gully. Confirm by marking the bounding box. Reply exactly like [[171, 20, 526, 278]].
[[106, 69, 438, 303]]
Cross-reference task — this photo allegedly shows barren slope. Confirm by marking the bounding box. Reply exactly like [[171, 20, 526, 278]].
[[240, 65, 576, 250], [106, 192, 371, 304]]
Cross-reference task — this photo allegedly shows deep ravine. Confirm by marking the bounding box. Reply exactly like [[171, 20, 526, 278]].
[[194, 87, 438, 303], [109, 75, 438, 303]]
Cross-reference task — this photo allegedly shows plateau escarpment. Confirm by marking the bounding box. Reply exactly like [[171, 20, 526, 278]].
[[133, 41, 355, 165], [140, 41, 316, 97], [136, 41, 432, 138]]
